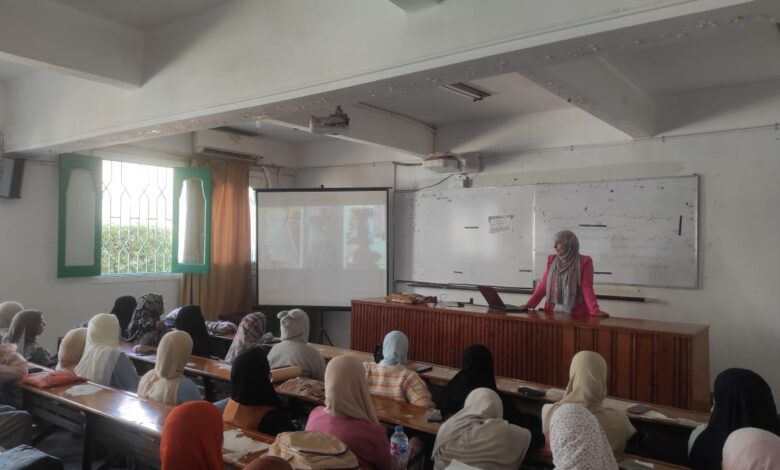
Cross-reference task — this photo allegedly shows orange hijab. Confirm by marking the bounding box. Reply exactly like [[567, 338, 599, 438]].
[[161, 401, 223, 470]]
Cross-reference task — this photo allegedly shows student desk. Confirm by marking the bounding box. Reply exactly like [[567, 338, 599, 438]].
[[351, 298, 710, 411]]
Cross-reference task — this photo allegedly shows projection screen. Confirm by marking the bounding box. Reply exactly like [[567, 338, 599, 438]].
[[256, 188, 388, 307]]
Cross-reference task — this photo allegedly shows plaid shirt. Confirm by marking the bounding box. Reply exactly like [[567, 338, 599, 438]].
[[363, 362, 434, 408]]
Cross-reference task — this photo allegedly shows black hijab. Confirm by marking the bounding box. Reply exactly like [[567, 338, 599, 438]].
[[175, 305, 212, 357], [230, 347, 282, 408], [689, 368, 780, 470], [110, 296, 136, 336]]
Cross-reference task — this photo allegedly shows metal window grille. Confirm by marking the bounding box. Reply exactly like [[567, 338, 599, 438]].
[[101, 160, 173, 274]]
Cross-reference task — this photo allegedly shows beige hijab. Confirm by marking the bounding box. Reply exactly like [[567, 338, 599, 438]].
[[723, 427, 780, 470], [324, 355, 378, 424], [57, 328, 87, 372], [75, 314, 123, 385], [0, 301, 23, 331], [137, 331, 192, 405], [543, 351, 635, 451], [432, 388, 531, 470]]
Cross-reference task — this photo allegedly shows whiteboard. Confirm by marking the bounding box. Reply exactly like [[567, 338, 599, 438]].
[[533, 176, 698, 288], [395, 186, 535, 288]]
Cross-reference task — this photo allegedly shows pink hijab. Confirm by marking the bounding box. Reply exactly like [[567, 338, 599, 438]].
[[723, 428, 780, 470]]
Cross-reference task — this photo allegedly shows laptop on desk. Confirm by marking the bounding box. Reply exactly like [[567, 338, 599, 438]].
[[477, 285, 528, 313]]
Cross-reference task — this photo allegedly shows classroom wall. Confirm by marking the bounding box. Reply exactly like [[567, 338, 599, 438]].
[[294, 121, 780, 397]]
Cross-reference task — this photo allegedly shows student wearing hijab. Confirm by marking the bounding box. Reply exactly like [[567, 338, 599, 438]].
[[75, 314, 139, 391], [124, 293, 167, 348], [542, 350, 635, 451], [0, 301, 23, 336], [110, 295, 136, 336], [524, 230, 606, 316], [722, 427, 780, 470], [223, 347, 294, 436], [137, 331, 201, 405], [437, 344, 545, 450], [688, 368, 779, 470], [2, 309, 55, 367], [433, 388, 531, 470], [306, 355, 391, 470], [244, 456, 294, 470], [174, 305, 212, 357], [549, 403, 619, 470], [161, 400, 223, 470], [363, 330, 434, 408], [0, 343, 32, 449], [56, 328, 87, 372], [225, 313, 267, 364], [267, 309, 325, 380]]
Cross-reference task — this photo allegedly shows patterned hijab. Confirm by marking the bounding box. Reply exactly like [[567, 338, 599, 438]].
[[161, 401, 223, 470], [546, 230, 582, 312], [0, 301, 24, 330], [4, 310, 43, 352], [231, 347, 282, 407], [175, 305, 212, 357], [225, 313, 267, 364], [689, 368, 780, 470], [324, 355, 378, 424], [137, 331, 192, 405], [57, 328, 87, 372], [123, 293, 165, 345], [379, 330, 408, 366], [723, 427, 780, 470], [110, 296, 136, 336], [550, 403, 618, 470]]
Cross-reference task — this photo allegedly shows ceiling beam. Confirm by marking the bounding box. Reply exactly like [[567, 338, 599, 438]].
[[387, 0, 442, 12], [0, 0, 143, 88]]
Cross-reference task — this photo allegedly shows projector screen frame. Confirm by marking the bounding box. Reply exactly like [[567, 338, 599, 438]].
[[254, 187, 391, 309]]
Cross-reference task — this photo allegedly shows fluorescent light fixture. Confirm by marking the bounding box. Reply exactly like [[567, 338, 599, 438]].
[[441, 82, 491, 101]]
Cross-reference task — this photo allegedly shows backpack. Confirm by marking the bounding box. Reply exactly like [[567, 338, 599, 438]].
[[266, 431, 360, 470]]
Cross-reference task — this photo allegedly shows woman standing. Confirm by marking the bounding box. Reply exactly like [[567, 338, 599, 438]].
[[525, 230, 606, 316]]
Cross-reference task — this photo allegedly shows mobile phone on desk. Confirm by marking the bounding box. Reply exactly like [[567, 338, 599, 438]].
[[627, 404, 653, 414], [517, 386, 546, 398], [412, 364, 433, 374], [617, 458, 654, 470], [27, 367, 43, 374]]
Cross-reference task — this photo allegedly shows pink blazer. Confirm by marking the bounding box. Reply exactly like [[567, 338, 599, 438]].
[[526, 254, 600, 316]]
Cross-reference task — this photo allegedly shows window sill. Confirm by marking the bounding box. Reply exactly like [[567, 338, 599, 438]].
[[91, 273, 183, 284]]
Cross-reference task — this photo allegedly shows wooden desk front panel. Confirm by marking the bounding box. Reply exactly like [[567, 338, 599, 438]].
[[351, 300, 709, 410]]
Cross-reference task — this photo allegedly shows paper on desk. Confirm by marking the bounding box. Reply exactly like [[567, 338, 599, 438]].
[[218, 363, 232, 370], [223, 429, 269, 461], [545, 388, 565, 401], [65, 384, 102, 396]]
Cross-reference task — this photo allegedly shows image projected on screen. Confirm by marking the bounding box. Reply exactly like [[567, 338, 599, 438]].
[[256, 189, 388, 307]]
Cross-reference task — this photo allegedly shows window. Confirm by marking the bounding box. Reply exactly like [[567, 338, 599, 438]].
[[58, 154, 211, 277]]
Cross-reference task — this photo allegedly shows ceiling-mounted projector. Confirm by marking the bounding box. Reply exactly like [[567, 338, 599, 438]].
[[424, 153, 461, 173], [310, 106, 350, 135]]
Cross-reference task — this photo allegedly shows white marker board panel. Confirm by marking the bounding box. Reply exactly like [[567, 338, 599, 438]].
[[533, 176, 698, 288], [395, 186, 534, 288]]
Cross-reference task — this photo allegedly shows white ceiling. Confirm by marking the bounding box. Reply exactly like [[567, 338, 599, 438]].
[[0, 58, 39, 83], [224, 121, 331, 144], [48, 0, 233, 30]]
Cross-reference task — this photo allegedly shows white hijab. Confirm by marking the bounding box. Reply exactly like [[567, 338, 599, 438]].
[[278, 309, 309, 342], [723, 427, 780, 470], [137, 331, 192, 405], [550, 403, 618, 470], [75, 314, 123, 385], [433, 388, 531, 470]]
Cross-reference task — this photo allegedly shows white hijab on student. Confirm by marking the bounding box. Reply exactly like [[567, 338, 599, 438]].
[[433, 388, 531, 470], [75, 314, 123, 385], [137, 331, 192, 405]]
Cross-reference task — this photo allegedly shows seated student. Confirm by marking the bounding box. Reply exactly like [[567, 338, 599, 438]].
[[123, 293, 168, 350], [0, 343, 32, 449], [223, 347, 295, 436], [161, 401, 223, 470], [437, 344, 545, 449], [549, 403, 619, 470], [0, 301, 23, 337], [267, 309, 325, 380], [75, 314, 139, 391], [542, 350, 635, 451], [363, 330, 434, 408], [688, 368, 780, 470], [110, 295, 136, 337], [3, 309, 55, 367], [225, 312, 267, 364], [137, 331, 201, 405], [56, 327, 87, 372], [306, 355, 391, 470], [174, 305, 212, 357], [722, 427, 780, 470], [433, 387, 531, 470]]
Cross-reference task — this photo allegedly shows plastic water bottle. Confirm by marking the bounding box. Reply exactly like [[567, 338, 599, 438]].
[[390, 425, 409, 470]]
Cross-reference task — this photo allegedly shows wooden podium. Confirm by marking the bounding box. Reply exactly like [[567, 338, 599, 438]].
[[351, 298, 710, 411]]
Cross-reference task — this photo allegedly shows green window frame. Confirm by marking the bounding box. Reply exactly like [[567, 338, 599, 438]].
[[172, 167, 212, 273]]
